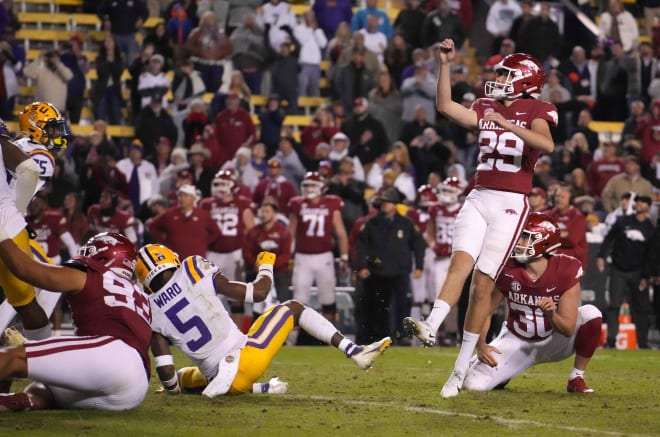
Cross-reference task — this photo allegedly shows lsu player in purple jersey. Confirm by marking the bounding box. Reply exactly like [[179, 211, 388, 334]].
[[405, 39, 558, 397], [463, 213, 602, 394]]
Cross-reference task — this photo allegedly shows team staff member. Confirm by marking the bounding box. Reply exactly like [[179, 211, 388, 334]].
[[597, 195, 655, 349], [355, 188, 426, 343]]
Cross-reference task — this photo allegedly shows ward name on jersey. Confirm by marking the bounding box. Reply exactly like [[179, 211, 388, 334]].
[[496, 254, 583, 342]]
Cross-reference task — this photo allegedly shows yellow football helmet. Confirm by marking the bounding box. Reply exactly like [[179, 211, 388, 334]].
[[136, 244, 181, 292], [18, 101, 69, 151]]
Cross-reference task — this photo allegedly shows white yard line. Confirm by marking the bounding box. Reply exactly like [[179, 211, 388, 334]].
[[289, 395, 650, 437]]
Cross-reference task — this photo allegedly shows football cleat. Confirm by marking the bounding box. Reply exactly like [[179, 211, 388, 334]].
[[350, 337, 392, 370], [567, 376, 594, 394], [403, 317, 436, 347], [440, 368, 466, 398], [0, 393, 32, 411], [3, 327, 26, 347]]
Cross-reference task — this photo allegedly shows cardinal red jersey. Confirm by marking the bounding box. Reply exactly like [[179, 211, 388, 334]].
[[243, 221, 292, 271], [587, 158, 624, 197], [496, 254, 583, 342], [87, 205, 134, 235], [428, 204, 461, 257], [471, 98, 558, 194], [406, 207, 430, 234], [200, 195, 252, 253], [64, 257, 152, 375], [252, 176, 297, 215], [289, 195, 343, 254], [28, 209, 68, 258]]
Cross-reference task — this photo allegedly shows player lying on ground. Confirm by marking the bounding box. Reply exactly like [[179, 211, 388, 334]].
[[136, 244, 391, 397], [0, 232, 152, 411], [462, 213, 602, 394]]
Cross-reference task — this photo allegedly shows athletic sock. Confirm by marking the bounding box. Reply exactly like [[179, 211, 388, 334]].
[[569, 368, 584, 380], [298, 308, 336, 345], [425, 300, 451, 333], [454, 330, 480, 372]]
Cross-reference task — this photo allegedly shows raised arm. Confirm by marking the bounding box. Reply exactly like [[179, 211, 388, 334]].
[[435, 39, 478, 130], [213, 251, 276, 303]]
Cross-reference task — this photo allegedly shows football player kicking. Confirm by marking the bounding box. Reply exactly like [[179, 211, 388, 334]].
[[462, 213, 602, 394], [136, 244, 391, 397], [0, 232, 152, 411], [404, 38, 557, 397]]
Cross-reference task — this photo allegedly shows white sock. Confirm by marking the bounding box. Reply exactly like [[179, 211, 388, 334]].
[[338, 337, 360, 357], [410, 305, 422, 321], [24, 325, 52, 341], [569, 368, 584, 380], [0, 300, 17, 332], [298, 308, 337, 345], [425, 300, 451, 333], [454, 330, 480, 372]]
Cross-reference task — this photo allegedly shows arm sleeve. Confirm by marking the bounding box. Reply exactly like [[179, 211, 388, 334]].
[[14, 158, 40, 214]]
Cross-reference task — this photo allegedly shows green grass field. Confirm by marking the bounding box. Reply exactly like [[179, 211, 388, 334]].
[[0, 346, 658, 436]]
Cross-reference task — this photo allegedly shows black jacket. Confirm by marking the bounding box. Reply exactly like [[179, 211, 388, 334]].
[[356, 211, 425, 277], [598, 214, 655, 272]]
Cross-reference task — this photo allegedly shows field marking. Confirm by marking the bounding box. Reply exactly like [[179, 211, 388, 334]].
[[289, 395, 651, 437]]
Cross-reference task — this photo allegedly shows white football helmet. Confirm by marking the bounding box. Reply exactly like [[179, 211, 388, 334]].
[[301, 172, 324, 200]]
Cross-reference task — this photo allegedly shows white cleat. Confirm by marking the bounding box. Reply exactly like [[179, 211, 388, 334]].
[[440, 369, 466, 398], [403, 317, 436, 347], [351, 337, 392, 370], [3, 327, 26, 347]]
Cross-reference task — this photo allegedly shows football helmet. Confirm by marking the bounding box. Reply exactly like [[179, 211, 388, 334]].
[[211, 169, 236, 198], [484, 53, 545, 100], [136, 244, 182, 292], [18, 102, 69, 151], [417, 185, 439, 209], [438, 177, 462, 206], [78, 232, 137, 280], [511, 212, 561, 263], [301, 171, 324, 199]]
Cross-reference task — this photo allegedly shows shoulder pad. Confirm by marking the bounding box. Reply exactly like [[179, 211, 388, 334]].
[[181, 255, 218, 284]]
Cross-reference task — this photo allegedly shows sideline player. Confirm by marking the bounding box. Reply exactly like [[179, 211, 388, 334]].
[[136, 244, 391, 397], [0, 232, 152, 411], [463, 213, 602, 394], [404, 39, 557, 397]]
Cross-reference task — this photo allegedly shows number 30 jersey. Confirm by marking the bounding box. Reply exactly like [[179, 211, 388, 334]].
[[496, 254, 583, 342], [472, 98, 558, 194], [148, 255, 247, 378]]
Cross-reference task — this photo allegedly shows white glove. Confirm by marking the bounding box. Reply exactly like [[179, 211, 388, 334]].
[[252, 377, 288, 394]]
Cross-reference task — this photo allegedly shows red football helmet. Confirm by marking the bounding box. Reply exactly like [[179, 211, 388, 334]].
[[211, 169, 236, 197], [301, 171, 324, 199], [438, 177, 462, 205], [78, 232, 137, 279], [417, 184, 439, 209], [484, 53, 545, 100], [512, 212, 561, 263]]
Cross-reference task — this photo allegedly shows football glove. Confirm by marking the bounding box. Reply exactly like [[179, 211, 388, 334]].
[[256, 251, 276, 268]]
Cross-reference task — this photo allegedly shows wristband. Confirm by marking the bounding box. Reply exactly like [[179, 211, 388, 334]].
[[340, 254, 349, 262], [257, 264, 274, 282], [244, 282, 254, 303], [160, 374, 180, 394], [154, 354, 174, 368]]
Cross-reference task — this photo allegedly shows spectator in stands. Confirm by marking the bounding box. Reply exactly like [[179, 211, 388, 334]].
[[221, 146, 260, 190], [540, 69, 572, 104], [135, 89, 178, 158], [157, 147, 188, 196], [225, 0, 260, 33], [116, 139, 159, 213], [383, 34, 409, 90], [0, 40, 18, 120], [570, 108, 600, 153], [143, 22, 172, 65], [326, 21, 352, 65], [200, 123, 222, 172], [213, 91, 255, 167], [509, 0, 533, 45], [394, 0, 426, 51], [400, 48, 428, 87], [400, 104, 433, 148], [351, 0, 393, 39], [148, 183, 220, 258], [336, 32, 381, 77], [138, 53, 170, 109], [250, 143, 268, 181], [62, 192, 89, 245], [335, 50, 376, 113], [588, 141, 625, 197], [313, 0, 353, 39], [186, 11, 232, 93], [301, 107, 339, 160], [529, 187, 548, 212], [485, 0, 521, 55], [261, 0, 297, 46], [634, 42, 656, 107], [401, 66, 436, 125], [258, 95, 285, 157], [230, 13, 268, 94], [146, 136, 173, 176], [409, 128, 452, 187], [358, 13, 388, 66], [601, 155, 654, 212], [128, 43, 156, 118], [98, 0, 149, 63], [421, 0, 466, 50], [634, 100, 660, 164], [171, 59, 205, 113], [210, 70, 251, 119], [569, 168, 591, 198], [187, 142, 214, 198], [253, 157, 297, 215], [598, 0, 639, 53], [59, 35, 89, 124], [0, 26, 24, 75], [329, 131, 365, 181], [92, 35, 125, 125], [180, 100, 207, 149], [553, 132, 592, 181], [86, 188, 137, 243], [295, 10, 327, 98], [597, 194, 654, 349], [271, 34, 301, 115], [43, 158, 78, 209], [341, 97, 388, 170], [595, 41, 634, 122], [326, 156, 368, 232], [546, 185, 589, 268], [368, 72, 402, 145], [559, 46, 593, 108], [24, 50, 72, 112], [167, 3, 193, 65], [275, 136, 306, 185], [516, 1, 560, 70]]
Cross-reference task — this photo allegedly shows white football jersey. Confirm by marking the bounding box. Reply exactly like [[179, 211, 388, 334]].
[[0, 144, 27, 238], [9, 136, 55, 196], [148, 255, 247, 379]]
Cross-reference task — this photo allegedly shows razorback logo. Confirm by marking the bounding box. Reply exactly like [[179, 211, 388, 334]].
[[505, 209, 517, 215]]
